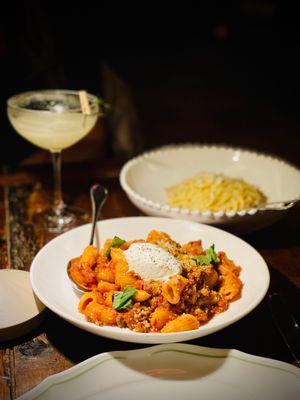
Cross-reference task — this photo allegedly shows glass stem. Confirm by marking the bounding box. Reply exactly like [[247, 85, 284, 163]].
[[51, 151, 64, 212]]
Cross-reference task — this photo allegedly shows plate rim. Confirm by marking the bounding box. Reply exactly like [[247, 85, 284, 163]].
[[119, 143, 300, 219], [30, 216, 270, 342], [19, 342, 300, 400]]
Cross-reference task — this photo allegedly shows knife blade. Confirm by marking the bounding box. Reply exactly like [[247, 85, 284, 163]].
[[268, 293, 300, 367]]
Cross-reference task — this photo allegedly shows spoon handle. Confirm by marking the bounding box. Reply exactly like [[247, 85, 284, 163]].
[[89, 184, 108, 246]]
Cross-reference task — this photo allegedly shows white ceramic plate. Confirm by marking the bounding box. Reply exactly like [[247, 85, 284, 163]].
[[19, 343, 300, 400], [30, 217, 269, 344], [0, 270, 44, 341], [120, 144, 300, 233]]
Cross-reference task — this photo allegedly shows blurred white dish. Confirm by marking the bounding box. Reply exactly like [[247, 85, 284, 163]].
[[120, 144, 300, 233], [0, 270, 44, 341], [19, 343, 300, 400], [30, 217, 269, 344]]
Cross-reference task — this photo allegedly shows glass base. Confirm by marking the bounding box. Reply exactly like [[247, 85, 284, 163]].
[[33, 205, 89, 233]]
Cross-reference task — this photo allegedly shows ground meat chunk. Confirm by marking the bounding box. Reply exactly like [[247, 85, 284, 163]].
[[120, 304, 152, 332]]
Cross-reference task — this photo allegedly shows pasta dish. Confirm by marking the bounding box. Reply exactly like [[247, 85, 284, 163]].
[[70, 230, 243, 333], [165, 173, 266, 212]]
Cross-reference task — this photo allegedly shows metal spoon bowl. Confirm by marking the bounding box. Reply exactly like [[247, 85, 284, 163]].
[[67, 184, 108, 294], [67, 257, 90, 293]]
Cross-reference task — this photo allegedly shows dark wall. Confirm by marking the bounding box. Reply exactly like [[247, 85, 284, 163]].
[[1, 3, 299, 166]]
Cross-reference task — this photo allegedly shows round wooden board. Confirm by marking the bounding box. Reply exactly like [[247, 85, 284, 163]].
[[0, 270, 45, 342]]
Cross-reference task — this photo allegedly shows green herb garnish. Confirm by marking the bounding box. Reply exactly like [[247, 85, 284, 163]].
[[193, 244, 220, 266], [113, 287, 136, 310], [106, 236, 126, 258], [96, 96, 111, 114]]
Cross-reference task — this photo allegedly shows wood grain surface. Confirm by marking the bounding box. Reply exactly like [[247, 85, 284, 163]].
[[0, 161, 299, 399]]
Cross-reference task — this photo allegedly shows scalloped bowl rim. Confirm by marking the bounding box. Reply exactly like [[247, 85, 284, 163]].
[[120, 144, 300, 220]]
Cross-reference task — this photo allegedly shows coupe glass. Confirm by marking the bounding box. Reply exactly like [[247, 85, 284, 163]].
[[7, 89, 100, 233]]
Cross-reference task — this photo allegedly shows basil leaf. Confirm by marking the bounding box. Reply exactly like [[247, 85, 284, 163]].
[[193, 254, 211, 266], [206, 244, 219, 264], [117, 298, 133, 310], [106, 236, 126, 257], [96, 96, 111, 114], [113, 287, 136, 310], [193, 244, 220, 266]]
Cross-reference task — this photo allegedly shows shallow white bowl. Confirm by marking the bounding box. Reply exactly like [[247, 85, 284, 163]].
[[19, 343, 300, 400], [120, 144, 300, 233], [30, 217, 269, 344]]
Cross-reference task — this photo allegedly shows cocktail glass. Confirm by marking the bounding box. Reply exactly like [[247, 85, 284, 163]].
[[7, 89, 100, 233]]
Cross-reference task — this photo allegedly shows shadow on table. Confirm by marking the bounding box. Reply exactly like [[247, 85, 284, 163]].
[[243, 207, 300, 249]]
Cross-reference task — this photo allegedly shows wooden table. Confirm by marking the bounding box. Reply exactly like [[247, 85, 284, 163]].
[[0, 160, 299, 399]]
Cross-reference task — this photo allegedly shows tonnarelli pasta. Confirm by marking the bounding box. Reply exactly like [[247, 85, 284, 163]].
[[165, 173, 266, 213], [70, 230, 243, 333]]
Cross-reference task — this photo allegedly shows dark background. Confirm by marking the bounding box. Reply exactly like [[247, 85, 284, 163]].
[[1, 1, 299, 167]]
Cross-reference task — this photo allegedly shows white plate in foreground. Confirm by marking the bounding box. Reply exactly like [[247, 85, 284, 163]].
[[30, 217, 269, 344], [19, 343, 300, 400]]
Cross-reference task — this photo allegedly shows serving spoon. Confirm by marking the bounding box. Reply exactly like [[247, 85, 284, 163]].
[[257, 198, 300, 211], [67, 184, 108, 294]]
